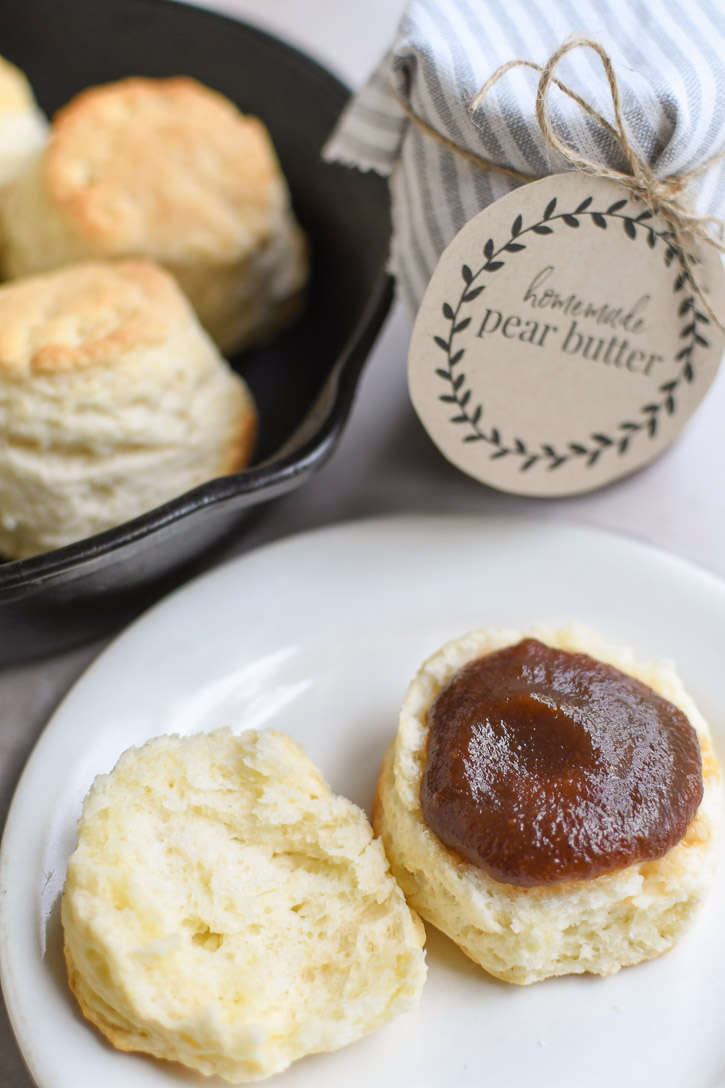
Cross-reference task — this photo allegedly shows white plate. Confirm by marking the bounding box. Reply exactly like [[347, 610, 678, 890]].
[[2, 514, 725, 1088]]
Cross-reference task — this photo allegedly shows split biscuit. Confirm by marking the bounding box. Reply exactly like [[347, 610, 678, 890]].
[[2, 76, 307, 354], [0, 259, 257, 558], [62, 729, 426, 1082], [374, 624, 723, 985]]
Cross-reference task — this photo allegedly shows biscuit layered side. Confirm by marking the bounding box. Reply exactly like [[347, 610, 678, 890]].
[[61, 729, 426, 1083], [0, 259, 257, 558], [374, 624, 724, 985], [2, 76, 307, 355]]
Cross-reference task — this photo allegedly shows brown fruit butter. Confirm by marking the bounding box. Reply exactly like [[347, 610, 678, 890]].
[[421, 638, 703, 886]]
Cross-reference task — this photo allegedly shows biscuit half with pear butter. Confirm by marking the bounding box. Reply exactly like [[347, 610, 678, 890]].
[[0, 259, 257, 558], [61, 729, 426, 1083], [374, 624, 723, 985], [2, 75, 307, 355]]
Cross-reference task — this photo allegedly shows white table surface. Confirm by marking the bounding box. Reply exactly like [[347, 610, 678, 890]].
[[2, 1, 725, 1083]]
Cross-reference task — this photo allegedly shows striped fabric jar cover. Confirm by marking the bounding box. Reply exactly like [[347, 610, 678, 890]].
[[324, 0, 725, 320]]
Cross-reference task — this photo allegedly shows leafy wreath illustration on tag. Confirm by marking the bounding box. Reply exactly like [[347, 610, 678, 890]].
[[434, 194, 710, 472]]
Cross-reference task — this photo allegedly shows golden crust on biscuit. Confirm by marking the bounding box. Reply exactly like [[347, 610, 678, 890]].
[[45, 77, 281, 260], [0, 259, 257, 558], [0, 55, 38, 116], [0, 55, 47, 190], [374, 624, 723, 985], [1, 76, 308, 354], [0, 257, 184, 373]]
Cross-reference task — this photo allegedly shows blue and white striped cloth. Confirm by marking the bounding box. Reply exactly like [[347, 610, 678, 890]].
[[325, 0, 725, 319]]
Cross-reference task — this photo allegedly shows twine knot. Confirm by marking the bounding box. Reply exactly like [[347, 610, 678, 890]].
[[395, 36, 725, 328]]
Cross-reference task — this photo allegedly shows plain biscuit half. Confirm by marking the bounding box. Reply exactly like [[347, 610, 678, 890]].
[[2, 76, 308, 354], [0, 259, 257, 558], [62, 729, 426, 1082], [374, 624, 723, 985]]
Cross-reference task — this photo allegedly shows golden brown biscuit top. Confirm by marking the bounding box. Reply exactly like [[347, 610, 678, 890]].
[[0, 55, 38, 118], [0, 259, 189, 375], [44, 77, 286, 261]]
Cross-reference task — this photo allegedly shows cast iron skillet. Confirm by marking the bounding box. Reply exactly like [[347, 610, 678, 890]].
[[0, 0, 392, 665]]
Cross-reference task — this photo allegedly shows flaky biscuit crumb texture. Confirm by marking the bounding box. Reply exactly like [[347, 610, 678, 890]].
[[0, 259, 257, 558], [62, 729, 426, 1082], [374, 623, 723, 985]]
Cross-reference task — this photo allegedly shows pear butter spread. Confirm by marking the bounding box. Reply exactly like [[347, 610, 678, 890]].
[[421, 638, 704, 886]]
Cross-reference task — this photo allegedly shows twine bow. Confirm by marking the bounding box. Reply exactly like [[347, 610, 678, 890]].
[[394, 37, 725, 329]]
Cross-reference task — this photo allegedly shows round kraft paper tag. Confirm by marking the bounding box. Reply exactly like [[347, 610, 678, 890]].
[[408, 172, 725, 497]]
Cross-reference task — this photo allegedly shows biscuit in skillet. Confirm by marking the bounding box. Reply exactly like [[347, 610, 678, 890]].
[[2, 76, 307, 355], [0, 259, 257, 558]]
